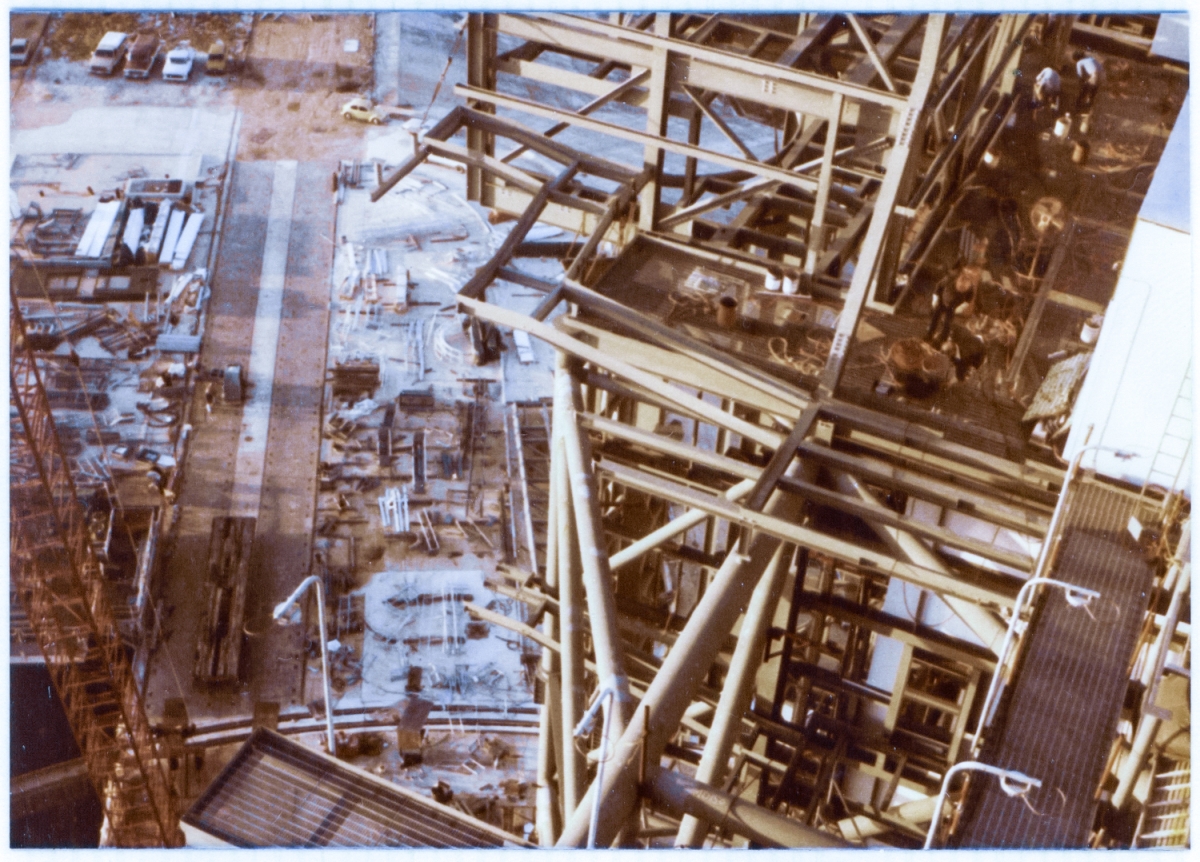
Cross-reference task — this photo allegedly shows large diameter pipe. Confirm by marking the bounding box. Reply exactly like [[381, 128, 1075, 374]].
[[535, 688, 559, 846], [837, 473, 1007, 654], [1112, 557, 1190, 810], [675, 541, 793, 847], [649, 766, 850, 848], [555, 355, 634, 736], [556, 463, 808, 848], [555, 432, 587, 817], [837, 794, 937, 842]]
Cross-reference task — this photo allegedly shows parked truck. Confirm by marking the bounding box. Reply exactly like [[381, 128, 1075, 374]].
[[123, 33, 160, 79], [205, 39, 226, 75], [88, 30, 128, 75]]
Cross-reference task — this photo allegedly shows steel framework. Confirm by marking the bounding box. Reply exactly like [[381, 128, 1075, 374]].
[[10, 296, 180, 847], [371, 10, 1185, 849]]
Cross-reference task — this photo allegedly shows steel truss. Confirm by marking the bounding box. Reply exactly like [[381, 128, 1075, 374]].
[[9, 297, 180, 847], [372, 11, 1180, 849]]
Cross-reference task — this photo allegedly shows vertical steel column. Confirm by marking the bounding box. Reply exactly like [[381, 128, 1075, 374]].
[[675, 541, 794, 847], [803, 94, 843, 276], [637, 13, 673, 231], [537, 401, 565, 844], [555, 428, 587, 818], [821, 14, 945, 394], [465, 13, 496, 206], [555, 354, 634, 738], [556, 462, 808, 848]]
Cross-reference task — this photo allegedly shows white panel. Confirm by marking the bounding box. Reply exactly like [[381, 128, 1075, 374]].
[[1065, 220, 1192, 493]]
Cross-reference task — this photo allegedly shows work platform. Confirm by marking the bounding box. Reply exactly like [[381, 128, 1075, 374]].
[[953, 479, 1159, 847]]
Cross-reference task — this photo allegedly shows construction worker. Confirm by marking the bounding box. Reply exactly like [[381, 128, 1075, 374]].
[[1032, 66, 1061, 113], [926, 265, 980, 346], [1073, 51, 1104, 113]]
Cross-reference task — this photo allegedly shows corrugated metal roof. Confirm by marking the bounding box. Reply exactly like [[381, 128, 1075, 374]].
[[1139, 92, 1190, 234], [182, 728, 528, 848]]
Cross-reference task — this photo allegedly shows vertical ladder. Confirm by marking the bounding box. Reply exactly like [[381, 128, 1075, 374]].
[[1133, 753, 1190, 848], [1140, 362, 1192, 503]]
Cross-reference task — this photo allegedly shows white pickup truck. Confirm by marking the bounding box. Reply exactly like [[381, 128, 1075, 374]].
[[89, 30, 128, 75]]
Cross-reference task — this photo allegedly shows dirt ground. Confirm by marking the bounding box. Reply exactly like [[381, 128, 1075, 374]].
[[235, 14, 377, 163], [12, 12, 385, 168], [43, 11, 254, 61]]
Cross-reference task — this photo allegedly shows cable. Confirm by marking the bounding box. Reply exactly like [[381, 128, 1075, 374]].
[[417, 25, 466, 131]]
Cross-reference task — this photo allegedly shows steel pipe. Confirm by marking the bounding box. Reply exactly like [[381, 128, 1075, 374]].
[[272, 575, 336, 757], [1112, 555, 1190, 810], [675, 541, 793, 847], [555, 355, 634, 735], [556, 462, 808, 847], [649, 766, 850, 848]]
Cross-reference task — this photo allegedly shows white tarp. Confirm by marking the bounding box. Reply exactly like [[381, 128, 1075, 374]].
[[171, 212, 205, 270], [74, 199, 122, 258], [144, 202, 172, 259], [121, 205, 145, 254], [158, 208, 187, 264]]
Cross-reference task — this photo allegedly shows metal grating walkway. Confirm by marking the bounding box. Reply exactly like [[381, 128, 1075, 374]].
[[953, 480, 1157, 848], [182, 728, 524, 848]]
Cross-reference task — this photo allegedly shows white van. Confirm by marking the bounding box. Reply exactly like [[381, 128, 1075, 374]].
[[89, 31, 128, 75]]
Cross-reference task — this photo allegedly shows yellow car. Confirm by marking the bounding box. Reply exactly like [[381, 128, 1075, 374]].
[[341, 97, 386, 125]]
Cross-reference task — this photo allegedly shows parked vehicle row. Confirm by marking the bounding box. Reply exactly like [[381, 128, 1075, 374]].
[[87, 30, 230, 80], [10, 37, 34, 65]]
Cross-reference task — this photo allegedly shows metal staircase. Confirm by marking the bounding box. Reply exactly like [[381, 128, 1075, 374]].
[[1133, 753, 1190, 848]]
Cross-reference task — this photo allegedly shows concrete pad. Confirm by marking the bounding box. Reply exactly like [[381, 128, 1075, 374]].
[[230, 159, 296, 518], [12, 106, 237, 162]]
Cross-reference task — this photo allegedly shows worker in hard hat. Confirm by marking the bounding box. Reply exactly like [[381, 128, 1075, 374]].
[[926, 265, 980, 346]]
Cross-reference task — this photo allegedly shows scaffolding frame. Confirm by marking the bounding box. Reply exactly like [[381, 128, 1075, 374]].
[[10, 296, 179, 847]]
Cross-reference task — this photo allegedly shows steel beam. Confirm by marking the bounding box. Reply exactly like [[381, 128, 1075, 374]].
[[846, 14, 899, 93], [819, 14, 945, 396], [458, 296, 783, 450], [528, 13, 909, 111], [501, 69, 651, 165], [555, 355, 634, 736], [597, 458, 1016, 608], [459, 161, 580, 299], [556, 461, 808, 847], [675, 541, 793, 847], [608, 479, 756, 572], [836, 473, 1008, 654], [455, 85, 824, 193], [649, 765, 850, 848]]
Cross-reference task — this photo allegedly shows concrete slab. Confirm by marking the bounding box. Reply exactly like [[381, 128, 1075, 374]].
[[12, 106, 238, 162], [230, 159, 296, 518]]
